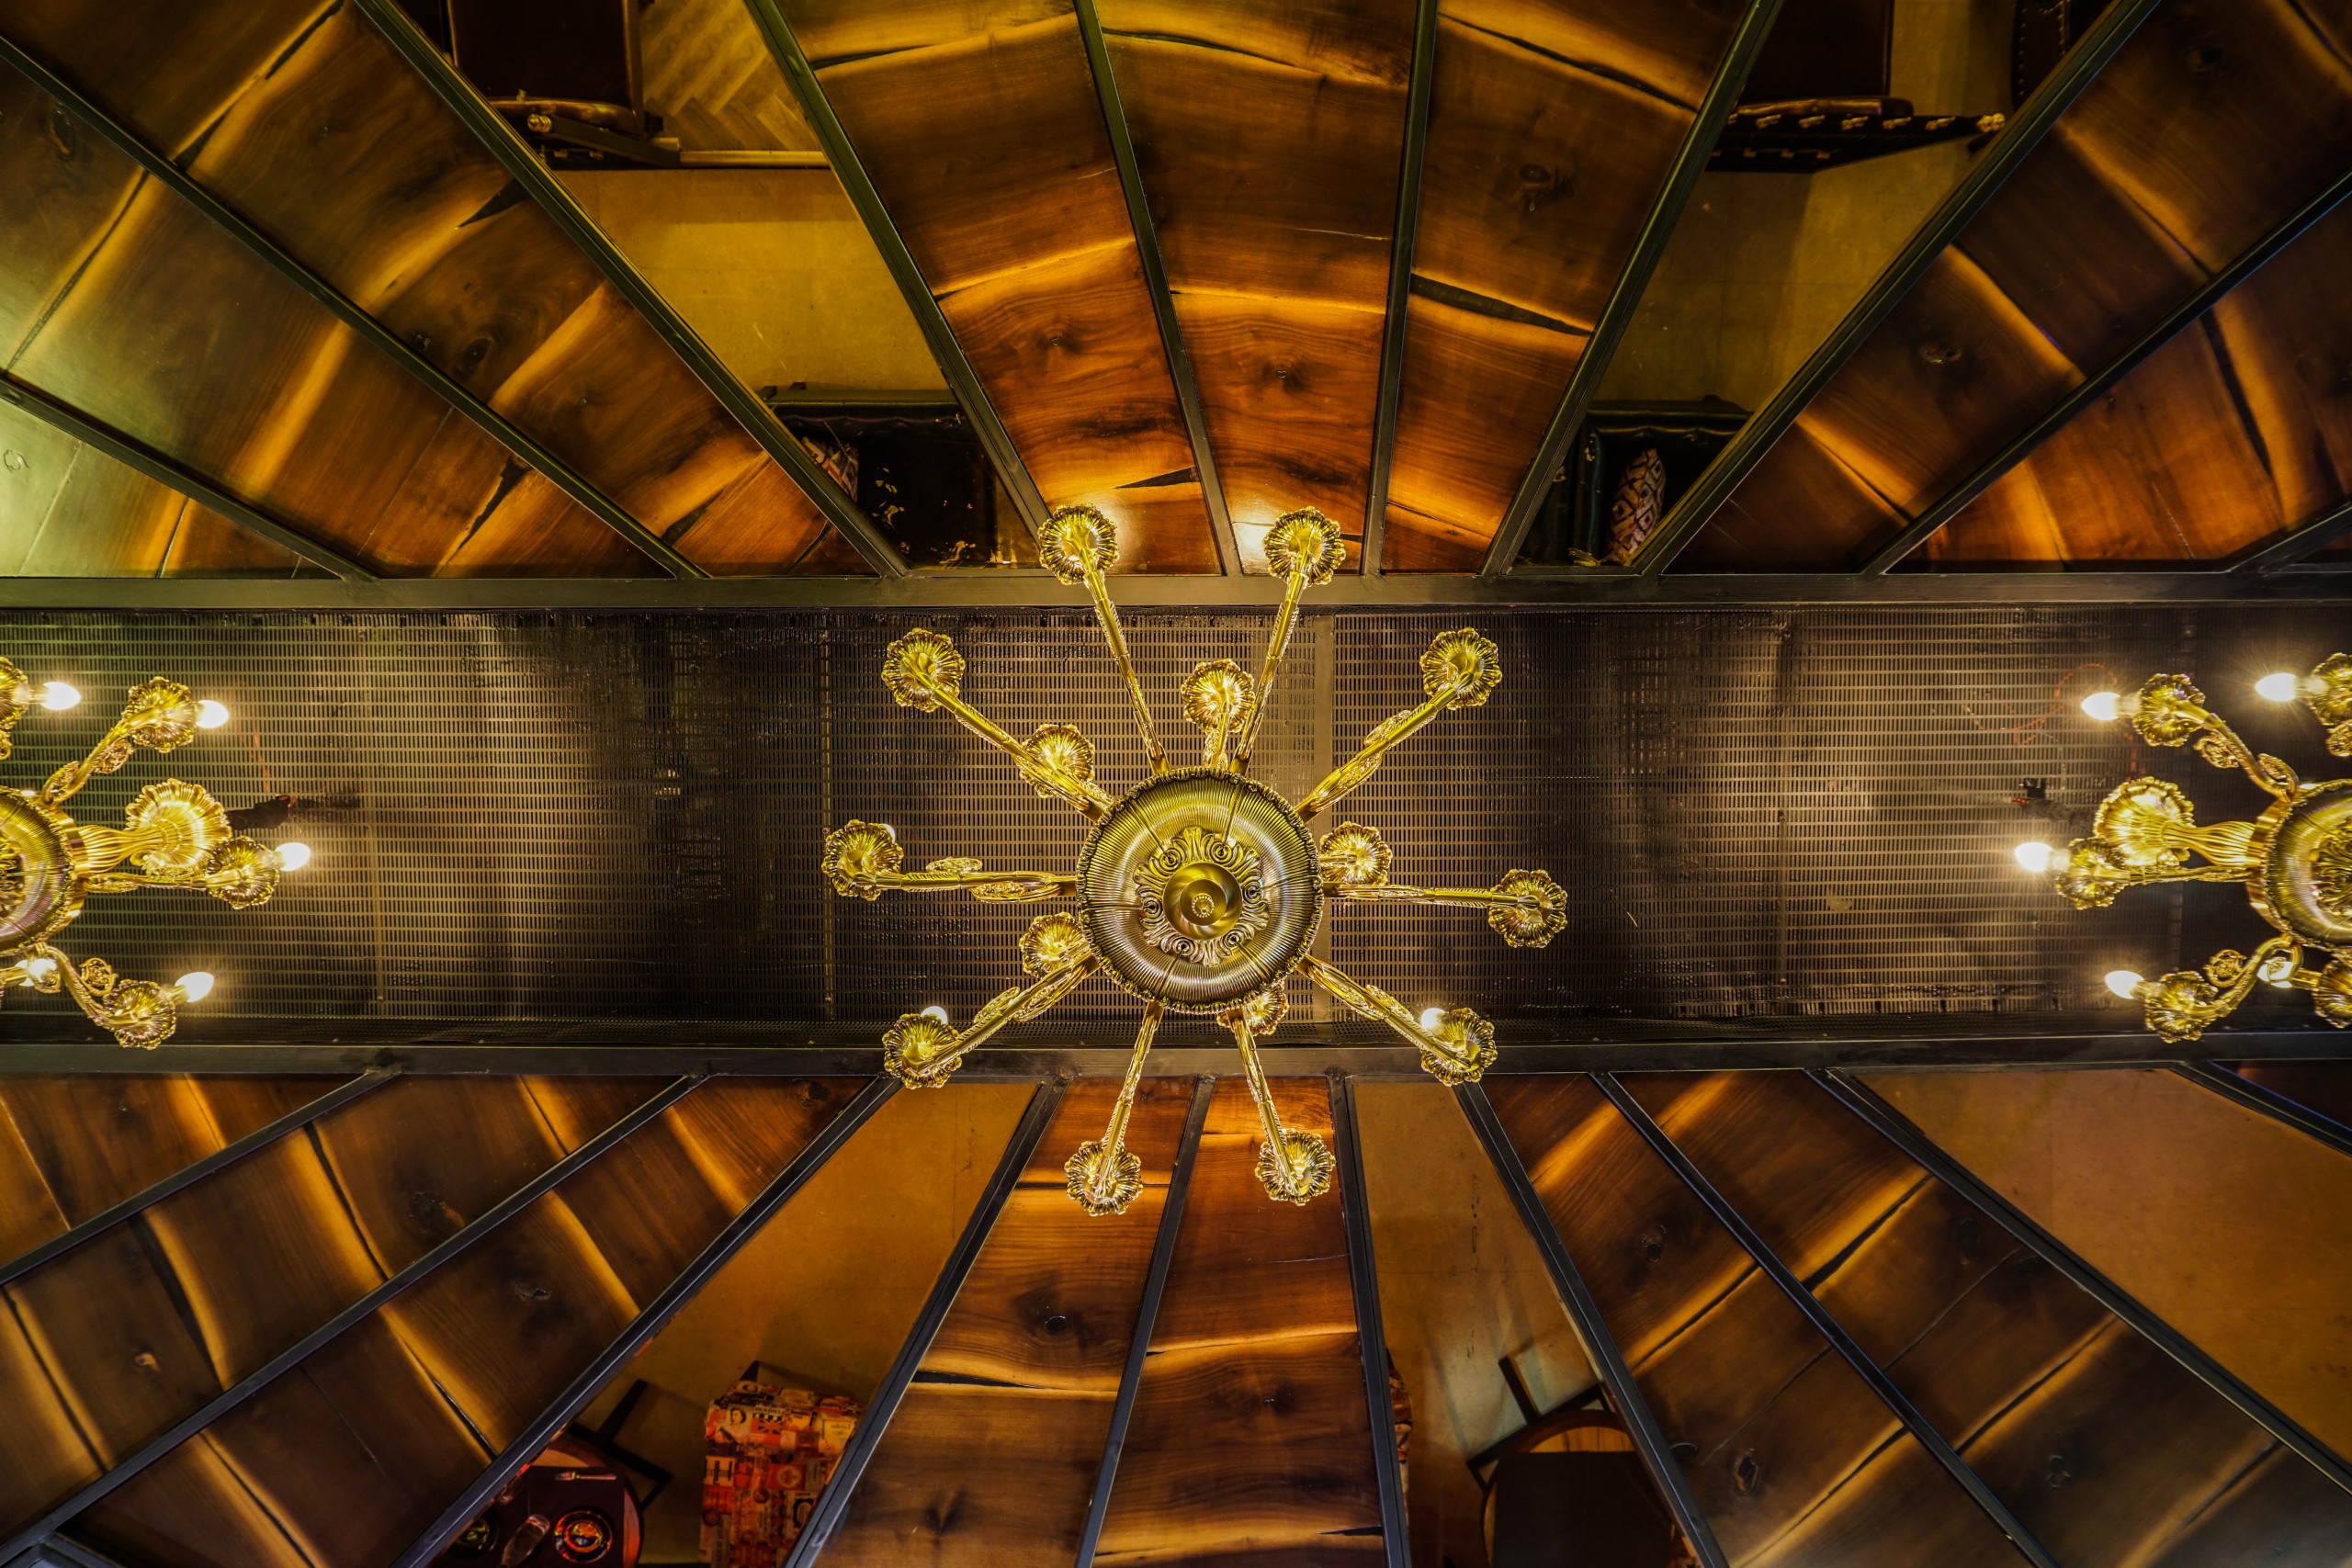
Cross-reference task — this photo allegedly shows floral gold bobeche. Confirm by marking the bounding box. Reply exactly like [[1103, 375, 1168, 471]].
[[822, 505, 1565, 1211], [2055, 654, 2352, 1042]]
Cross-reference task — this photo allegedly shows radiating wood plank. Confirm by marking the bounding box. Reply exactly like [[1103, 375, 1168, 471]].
[[1382, 1, 1747, 569], [310, 1075, 569, 1273], [0, 1298, 99, 1527], [2135, 1446, 2352, 1567], [6, 1, 860, 574], [825, 1077, 1189, 1567], [1095, 8, 1411, 547], [787, 1, 1219, 569], [1094, 1077, 1383, 1563], [1690, 0, 2352, 570], [0, 1077, 223, 1225], [1485, 1075, 2030, 1566], [73, 1436, 309, 1568]]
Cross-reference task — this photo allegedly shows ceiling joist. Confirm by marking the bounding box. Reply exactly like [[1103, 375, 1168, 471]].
[[1636, 0, 2161, 576], [1360, 0, 1439, 579]]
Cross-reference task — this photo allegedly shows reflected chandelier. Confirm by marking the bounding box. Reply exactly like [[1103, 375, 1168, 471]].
[[0, 664, 308, 1047], [824, 506, 1563, 1212], [2054, 653, 2352, 1042]]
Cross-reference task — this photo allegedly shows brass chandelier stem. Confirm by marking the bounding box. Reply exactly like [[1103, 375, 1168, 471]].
[[1335, 882, 1544, 911], [1226, 1008, 1302, 1187], [1063, 1000, 1165, 1217], [1297, 684, 1452, 820], [1298, 629, 1501, 820], [1234, 564, 1311, 769], [933, 687, 1113, 818], [1080, 561, 1166, 774], [1103, 999, 1164, 1159], [40, 678, 208, 807], [1234, 509, 1342, 770]]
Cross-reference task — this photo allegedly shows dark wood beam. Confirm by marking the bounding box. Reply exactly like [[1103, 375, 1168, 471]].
[[1454, 1081, 1733, 1568], [2233, 498, 2352, 574], [389, 1076, 899, 1567], [1, 1075, 707, 1565], [1330, 1076, 1409, 1568], [1862, 164, 2352, 574], [737, 0, 1051, 545], [1634, 0, 2161, 576], [777, 1080, 1067, 1567], [1073, 1076, 1213, 1568], [1480, 0, 1786, 577], [0, 378, 372, 580], [1359, 0, 1438, 577], [0, 29, 704, 580], [349, 0, 907, 578], [1815, 1069, 2352, 1495], [1596, 1074, 2063, 1568], [1073, 0, 1239, 575], [10, 566, 2352, 612]]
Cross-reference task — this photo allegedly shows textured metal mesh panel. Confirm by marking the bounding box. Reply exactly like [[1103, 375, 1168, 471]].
[[0, 606, 2320, 1039]]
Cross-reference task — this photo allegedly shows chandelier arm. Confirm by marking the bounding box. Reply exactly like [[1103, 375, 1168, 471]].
[[2130, 932, 2300, 1044], [39, 681, 207, 807], [33, 942, 186, 1050], [1300, 953, 1495, 1085], [1225, 1009, 1305, 1188], [1075, 558, 1167, 774], [888, 956, 1102, 1086], [1296, 683, 1457, 821], [842, 866, 1078, 902], [1233, 565, 1313, 769], [1332, 883, 1538, 909], [922, 684, 1113, 818], [1069, 1000, 1166, 1215]]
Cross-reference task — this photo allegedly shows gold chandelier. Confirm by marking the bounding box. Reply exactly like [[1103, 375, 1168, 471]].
[[824, 506, 1563, 1212], [0, 663, 307, 1047], [2047, 652, 2352, 1042]]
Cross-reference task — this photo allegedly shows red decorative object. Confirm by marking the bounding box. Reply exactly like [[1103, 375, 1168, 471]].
[[699, 1377, 861, 1568]]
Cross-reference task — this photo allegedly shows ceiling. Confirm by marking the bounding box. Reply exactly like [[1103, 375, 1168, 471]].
[[2, 0, 2350, 590]]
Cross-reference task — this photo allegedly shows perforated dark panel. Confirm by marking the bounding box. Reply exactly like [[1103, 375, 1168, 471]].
[[0, 606, 2316, 1042]]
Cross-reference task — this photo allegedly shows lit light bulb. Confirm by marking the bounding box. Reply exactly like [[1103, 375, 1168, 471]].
[[921, 1004, 949, 1024], [175, 971, 216, 1003], [2081, 692, 2120, 722], [2256, 671, 2300, 704], [24, 956, 53, 978], [194, 699, 230, 729], [2103, 969, 2143, 999], [274, 841, 311, 872], [2013, 840, 2053, 874], [37, 682, 78, 711], [1419, 1007, 1445, 1032]]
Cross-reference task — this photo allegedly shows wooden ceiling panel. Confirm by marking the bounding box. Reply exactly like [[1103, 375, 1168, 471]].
[[1094, 1077, 1384, 1563], [795, 3, 1218, 569], [1382, 1, 1746, 569], [1384, 298, 1585, 571], [6, 1, 865, 575], [1096, 12, 1411, 543], [823, 1077, 1191, 1566], [0, 1077, 233, 1225], [1485, 1075, 2037, 1565], [1684, 0, 2352, 571]]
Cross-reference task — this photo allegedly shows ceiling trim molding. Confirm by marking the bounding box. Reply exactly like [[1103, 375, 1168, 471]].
[[1633, 0, 2162, 576], [1816, 1069, 2352, 1496], [1074, 0, 1240, 576], [387, 1074, 900, 1568], [1862, 163, 2352, 574], [1478, 0, 1788, 578], [349, 0, 906, 578], [7, 569, 2352, 611], [737, 0, 1053, 547], [0, 377, 373, 580], [0, 28, 703, 580], [1600, 1074, 2065, 1568], [1359, 0, 1439, 577]]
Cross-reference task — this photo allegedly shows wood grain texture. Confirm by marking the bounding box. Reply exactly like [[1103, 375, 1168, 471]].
[[1693, 0, 2352, 570], [5, 1, 861, 575], [824, 1077, 1191, 1567], [788, 1, 1219, 569], [1096, 7, 1411, 549], [1626, 1072, 2352, 1560], [80, 1316, 489, 1568], [1485, 1075, 2030, 1567], [0, 1076, 226, 1225], [1383, 1, 1745, 569], [1094, 1077, 1384, 1565], [1934, 197, 2352, 565]]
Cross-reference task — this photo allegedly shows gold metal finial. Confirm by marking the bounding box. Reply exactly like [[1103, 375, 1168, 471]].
[[2057, 654, 2352, 1042], [828, 502, 1533, 1204]]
